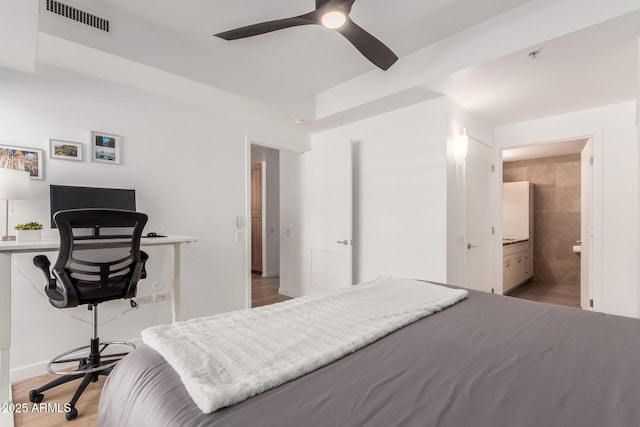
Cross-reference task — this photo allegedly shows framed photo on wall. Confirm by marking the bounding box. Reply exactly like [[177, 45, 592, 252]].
[[0, 144, 44, 179], [91, 131, 121, 164], [50, 139, 82, 161]]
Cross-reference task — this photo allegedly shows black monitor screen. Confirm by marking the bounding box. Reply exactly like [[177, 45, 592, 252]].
[[49, 185, 136, 228]]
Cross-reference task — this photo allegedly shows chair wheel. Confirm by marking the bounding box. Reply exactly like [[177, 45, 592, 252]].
[[66, 406, 78, 420], [29, 390, 44, 403]]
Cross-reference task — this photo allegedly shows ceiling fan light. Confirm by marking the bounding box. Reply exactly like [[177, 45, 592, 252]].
[[321, 11, 346, 29]]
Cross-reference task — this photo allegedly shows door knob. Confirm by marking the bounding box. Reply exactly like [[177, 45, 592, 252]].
[[467, 243, 478, 250], [337, 240, 351, 245]]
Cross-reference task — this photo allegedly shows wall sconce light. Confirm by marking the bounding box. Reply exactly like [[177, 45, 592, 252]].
[[454, 128, 469, 166]]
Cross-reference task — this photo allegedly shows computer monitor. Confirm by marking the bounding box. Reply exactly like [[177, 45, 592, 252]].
[[49, 185, 136, 228]]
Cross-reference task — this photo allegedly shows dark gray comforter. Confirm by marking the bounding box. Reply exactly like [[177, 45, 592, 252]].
[[98, 287, 640, 426]]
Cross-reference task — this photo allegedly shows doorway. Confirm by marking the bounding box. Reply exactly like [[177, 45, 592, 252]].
[[500, 138, 593, 309], [246, 137, 304, 309], [250, 145, 283, 308]]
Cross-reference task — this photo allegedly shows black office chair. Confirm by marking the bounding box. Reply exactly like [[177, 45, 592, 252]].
[[29, 209, 149, 420]]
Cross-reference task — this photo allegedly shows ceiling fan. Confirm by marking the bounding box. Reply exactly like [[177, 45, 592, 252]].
[[214, 0, 398, 71]]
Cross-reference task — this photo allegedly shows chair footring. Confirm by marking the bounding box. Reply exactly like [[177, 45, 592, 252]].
[[47, 341, 136, 375]]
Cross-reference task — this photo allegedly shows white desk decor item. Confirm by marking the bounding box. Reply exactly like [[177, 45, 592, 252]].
[[15, 222, 42, 242], [0, 145, 44, 179], [91, 131, 121, 164], [50, 139, 83, 161]]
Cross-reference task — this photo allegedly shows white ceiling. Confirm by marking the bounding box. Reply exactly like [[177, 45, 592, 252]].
[[49, 0, 639, 126], [503, 138, 587, 162], [428, 10, 640, 125], [81, 0, 532, 97]]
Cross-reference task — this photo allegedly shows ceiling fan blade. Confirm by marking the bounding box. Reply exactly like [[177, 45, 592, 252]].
[[215, 12, 319, 40], [316, 0, 356, 10], [337, 18, 398, 70]]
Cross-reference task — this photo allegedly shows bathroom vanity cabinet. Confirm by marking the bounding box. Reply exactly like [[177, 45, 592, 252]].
[[503, 181, 534, 292], [503, 239, 533, 293]]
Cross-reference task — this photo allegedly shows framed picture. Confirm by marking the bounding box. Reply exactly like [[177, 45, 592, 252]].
[[50, 139, 82, 161], [91, 131, 121, 164], [0, 145, 43, 179]]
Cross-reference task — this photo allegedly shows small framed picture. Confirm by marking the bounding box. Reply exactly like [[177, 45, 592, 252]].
[[50, 139, 82, 161], [0, 144, 44, 179], [91, 131, 121, 164]]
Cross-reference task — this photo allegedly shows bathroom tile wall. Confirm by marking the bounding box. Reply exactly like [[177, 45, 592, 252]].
[[503, 154, 581, 286]]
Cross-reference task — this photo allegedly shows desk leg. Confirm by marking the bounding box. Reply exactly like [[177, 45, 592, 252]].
[[0, 349, 11, 427], [0, 253, 14, 427], [171, 243, 181, 323]]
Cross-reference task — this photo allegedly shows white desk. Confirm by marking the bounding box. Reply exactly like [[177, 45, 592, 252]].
[[0, 235, 198, 427]]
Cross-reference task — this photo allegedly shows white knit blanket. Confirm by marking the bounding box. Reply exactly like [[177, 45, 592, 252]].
[[141, 276, 467, 413]]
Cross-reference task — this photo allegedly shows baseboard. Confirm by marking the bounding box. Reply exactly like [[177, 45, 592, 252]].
[[10, 361, 51, 383], [261, 271, 280, 278], [279, 287, 303, 298], [10, 337, 143, 383]]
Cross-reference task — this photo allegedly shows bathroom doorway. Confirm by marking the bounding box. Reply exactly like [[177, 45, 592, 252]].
[[500, 138, 593, 309]]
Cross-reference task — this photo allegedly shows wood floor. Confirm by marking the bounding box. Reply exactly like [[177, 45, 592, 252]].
[[12, 275, 290, 426], [11, 373, 106, 426], [251, 274, 291, 308], [506, 280, 581, 308]]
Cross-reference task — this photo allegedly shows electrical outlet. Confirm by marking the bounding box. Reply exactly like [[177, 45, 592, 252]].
[[137, 295, 152, 305], [154, 292, 169, 302]]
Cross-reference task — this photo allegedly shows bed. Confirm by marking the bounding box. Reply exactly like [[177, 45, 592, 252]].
[[98, 282, 640, 426]]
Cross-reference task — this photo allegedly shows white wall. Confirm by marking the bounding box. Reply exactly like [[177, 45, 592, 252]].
[[250, 145, 280, 277], [0, 64, 305, 379], [307, 98, 450, 289], [495, 101, 639, 317]]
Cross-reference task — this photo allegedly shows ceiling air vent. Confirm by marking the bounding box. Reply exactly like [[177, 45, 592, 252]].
[[44, 0, 110, 32]]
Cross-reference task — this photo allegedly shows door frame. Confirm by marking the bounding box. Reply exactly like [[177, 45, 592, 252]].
[[244, 135, 305, 309], [494, 134, 602, 310]]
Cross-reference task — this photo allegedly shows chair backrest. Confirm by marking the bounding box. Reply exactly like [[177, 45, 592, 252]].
[[52, 209, 148, 308]]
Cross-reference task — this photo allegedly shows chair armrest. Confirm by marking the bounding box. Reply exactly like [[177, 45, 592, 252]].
[[140, 251, 149, 280], [33, 255, 65, 302]]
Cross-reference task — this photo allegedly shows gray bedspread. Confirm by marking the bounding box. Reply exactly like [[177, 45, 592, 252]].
[[98, 287, 640, 426]]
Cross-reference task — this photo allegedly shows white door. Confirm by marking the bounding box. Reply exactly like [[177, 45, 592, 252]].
[[304, 140, 353, 294], [464, 138, 494, 293], [580, 138, 594, 309]]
